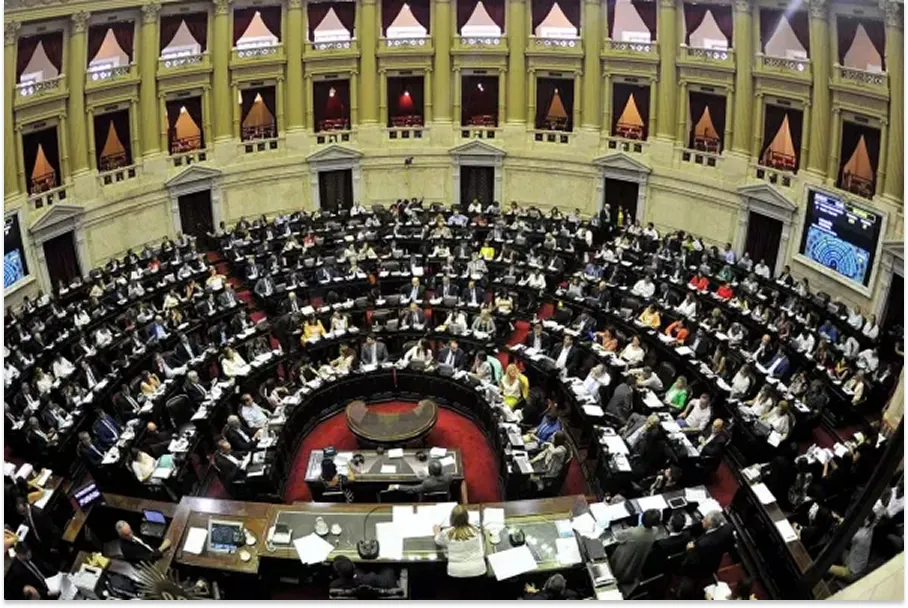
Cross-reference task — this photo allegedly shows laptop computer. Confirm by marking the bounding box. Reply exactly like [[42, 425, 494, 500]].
[[140, 509, 167, 538]]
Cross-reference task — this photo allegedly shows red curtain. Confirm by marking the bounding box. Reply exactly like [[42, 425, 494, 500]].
[[185, 97, 205, 147], [111, 21, 136, 61], [486, 0, 505, 31], [387, 76, 424, 125], [535, 77, 573, 131], [259, 6, 282, 42], [409, 0, 431, 32], [41, 33, 64, 74], [462, 75, 498, 125], [260, 87, 277, 121], [240, 89, 258, 124], [711, 5, 733, 47], [159, 15, 184, 51], [87, 25, 107, 64], [630, 0, 657, 40], [16, 36, 41, 81], [308, 2, 333, 39], [23, 127, 60, 194], [683, 3, 708, 45], [382, 0, 406, 34], [687, 91, 726, 151], [760, 105, 803, 172], [314, 80, 350, 128], [233, 8, 257, 44], [184, 13, 209, 50], [532, 0, 557, 32]]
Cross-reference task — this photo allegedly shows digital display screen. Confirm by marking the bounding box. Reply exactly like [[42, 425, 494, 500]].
[[799, 190, 882, 287], [4, 214, 28, 289], [73, 482, 102, 509]]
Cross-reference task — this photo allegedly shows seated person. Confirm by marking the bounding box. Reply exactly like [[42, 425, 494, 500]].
[[620, 336, 646, 365], [437, 340, 466, 370], [698, 418, 729, 458], [522, 574, 579, 600], [656, 510, 693, 556], [637, 304, 661, 329], [677, 394, 711, 431], [239, 393, 271, 430], [664, 375, 690, 410], [471, 309, 496, 334], [221, 347, 251, 377], [129, 447, 158, 482], [500, 364, 530, 409], [524, 406, 563, 444], [524, 323, 550, 351], [530, 430, 569, 486], [388, 460, 453, 497], [664, 319, 689, 343], [400, 277, 425, 302], [631, 366, 663, 392], [360, 334, 389, 366], [330, 555, 397, 591], [596, 327, 619, 352], [116, 520, 171, 563], [760, 401, 792, 440], [400, 303, 427, 328], [330, 345, 356, 373], [680, 511, 735, 582], [302, 316, 327, 342]]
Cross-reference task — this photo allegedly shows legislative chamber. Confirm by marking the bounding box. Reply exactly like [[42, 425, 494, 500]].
[[2, 0, 904, 601]]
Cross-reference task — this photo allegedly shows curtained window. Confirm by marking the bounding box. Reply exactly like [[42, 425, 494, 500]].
[[759, 104, 803, 173], [688, 90, 726, 153], [165, 97, 205, 154], [837, 120, 881, 198], [684, 3, 731, 47], [533, 0, 580, 37], [458, 0, 505, 36], [535, 77, 574, 131], [611, 82, 651, 140], [160, 13, 208, 54], [240, 86, 278, 140], [93, 109, 133, 171], [16, 32, 64, 84], [234, 6, 282, 46], [760, 8, 809, 57], [461, 75, 499, 126], [387, 76, 425, 127], [313, 80, 351, 132], [87, 22, 135, 68], [308, 1, 356, 41], [609, 0, 656, 42], [837, 15, 885, 71], [383, 0, 430, 37], [22, 126, 61, 195]]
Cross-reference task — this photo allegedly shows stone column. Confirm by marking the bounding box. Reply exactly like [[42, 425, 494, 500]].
[[68, 11, 91, 175], [730, 0, 753, 153], [882, 1, 903, 201], [211, 0, 232, 140], [432, 0, 453, 122], [806, 0, 830, 176], [139, 2, 161, 156], [506, 0, 527, 123], [5, 21, 20, 196], [581, 0, 602, 129], [285, 0, 305, 130], [655, 0, 677, 139], [359, 0, 379, 124]]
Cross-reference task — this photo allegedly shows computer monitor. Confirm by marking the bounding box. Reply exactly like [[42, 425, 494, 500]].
[[207, 519, 245, 553], [143, 510, 166, 525], [72, 482, 102, 510]]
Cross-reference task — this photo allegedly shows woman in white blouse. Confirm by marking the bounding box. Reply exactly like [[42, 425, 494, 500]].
[[73, 307, 91, 328], [403, 339, 433, 364], [34, 368, 54, 395], [329, 312, 350, 332], [761, 401, 792, 439], [206, 268, 226, 290], [221, 347, 251, 377], [676, 294, 698, 319], [433, 505, 486, 579], [862, 315, 880, 340], [330, 345, 355, 373], [620, 336, 646, 365], [130, 448, 157, 482], [843, 370, 866, 405], [729, 364, 753, 399], [52, 355, 75, 379], [525, 270, 547, 290], [746, 385, 776, 416], [494, 291, 514, 314]]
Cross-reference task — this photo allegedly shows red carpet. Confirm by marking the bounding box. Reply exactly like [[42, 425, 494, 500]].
[[283, 401, 503, 504]]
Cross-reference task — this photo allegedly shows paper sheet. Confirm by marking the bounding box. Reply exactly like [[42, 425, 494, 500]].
[[555, 537, 582, 565], [45, 572, 64, 596], [487, 544, 538, 580], [483, 508, 506, 526], [293, 533, 335, 564], [571, 512, 598, 537], [439, 455, 456, 468], [429, 447, 447, 458], [33, 489, 54, 510], [392, 506, 414, 523], [751, 483, 777, 505], [601, 435, 629, 455], [375, 522, 403, 560], [582, 404, 605, 417], [380, 465, 397, 474], [387, 448, 404, 459], [775, 519, 798, 543], [183, 527, 208, 555], [684, 488, 708, 503], [636, 494, 669, 513], [697, 499, 723, 517]]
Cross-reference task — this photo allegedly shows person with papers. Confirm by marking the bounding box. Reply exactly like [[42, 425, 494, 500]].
[[330, 555, 397, 592], [239, 393, 272, 430], [524, 408, 563, 444], [677, 394, 712, 432], [433, 505, 486, 581], [608, 509, 661, 595], [221, 347, 251, 377], [760, 401, 792, 440], [619, 335, 646, 365], [680, 512, 734, 581], [388, 460, 452, 497], [529, 431, 570, 492], [213, 440, 248, 489], [115, 520, 172, 563], [7, 543, 60, 599], [129, 447, 158, 482]]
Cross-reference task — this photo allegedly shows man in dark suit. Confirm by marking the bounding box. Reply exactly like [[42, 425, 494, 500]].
[[681, 512, 735, 581], [214, 439, 246, 488], [750, 334, 774, 366], [197, 294, 218, 317], [606, 376, 636, 425], [207, 321, 230, 347], [116, 520, 171, 563], [183, 370, 210, 404], [254, 274, 275, 298], [26, 417, 56, 449], [389, 460, 452, 497], [524, 323, 551, 351], [608, 509, 661, 595], [688, 328, 711, 359], [114, 384, 143, 419], [400, 277, 426, 301], [461, 280, 484, 307], [282, 292, 303, 314], [316, 265, 336, 283], [437, 339, 466, 370], [436, 276, 459, 299], [77, 358, 102, 392], [7, 543, 58, 599], [13, 383, 41, 414], [223, 415, 257, 452], [172, 332, 201, 365], [655, 511, 693, 557], [764, 347, 791, 379], [218, 285, 240, 309], [550, 335, 579, 372], [400, 303, 427, 327], [15, 498, 61, 560], [360, 334, 389, 366], [92, 407, 122, 449], [77, 431, 106, 467], [698, 418, 729, 459], [140, 422, 173, 458]]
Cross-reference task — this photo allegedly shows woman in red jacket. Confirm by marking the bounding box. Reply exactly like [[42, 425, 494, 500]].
[[689, 273, 709, 292]]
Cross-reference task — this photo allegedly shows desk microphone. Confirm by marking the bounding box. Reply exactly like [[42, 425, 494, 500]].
[[356, 505, 385, 560]]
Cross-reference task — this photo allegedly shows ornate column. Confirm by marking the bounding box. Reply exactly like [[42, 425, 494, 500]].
[[676, 79, 688, 143], [655, 0, 677, 139], [600, 72, 612, 133], [825, 107, 841, 181], [806, 0, 831, 176], [581, 0, 602, 129], [211, 0, 232, 140], [68, 11, 91, 175], [139, 2, 161, 156], [359, 0, 379, 124], [882, 0, 903, 202], [731, 0, 753, 153], [432, 0, 453, 122], [750, 91, 764, 157], [285, 0, 304, 130], [506, 0, 527, 123], [4, 21, 20, 196]]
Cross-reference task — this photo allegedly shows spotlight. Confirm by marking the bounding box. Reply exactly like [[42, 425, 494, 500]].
[[329, 87, 336, 97], [477, 84, 484, 92]]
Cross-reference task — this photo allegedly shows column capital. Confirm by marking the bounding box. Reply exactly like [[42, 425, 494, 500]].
[[733, 0, 751, 13], [4, 21, 21, 46], [71, 11, 92, 33], [142, 2, 162, 24], [659, 0, 676, 9], [213, 0, 232, 16], [287, 0, 301, 9], [880, 1, 902, 29], [808, 0, 827, 20]]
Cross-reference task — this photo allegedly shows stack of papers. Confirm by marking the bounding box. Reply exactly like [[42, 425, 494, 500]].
[[375, 522, 403, 559], [684, 487, 708, 503], [387, 448, 404, 459], [183, 527, 208, 555], [589, 501, 631, 525], [775, 519, 798, 543], [636, 495, 668, 513], [751, 483, 776, 505], [293, 533, 335, 564], [482, 508, 506, 527], [697, 499, 723, 517], [582, 405, 605, 417], [487, 545, 538, 580], [555, 537, 582, 565], [571, 512, 600, 538]]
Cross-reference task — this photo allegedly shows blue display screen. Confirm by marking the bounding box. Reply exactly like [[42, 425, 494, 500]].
[[4, 214, 28, 288]]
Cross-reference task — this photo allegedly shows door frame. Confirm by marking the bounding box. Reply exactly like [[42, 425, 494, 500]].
[[165, 165, 224, 235], [459, 165, 496, 207], [27, 203, 89, 292], [450, 140, 506, 206], [592, 152, 651, 222], [306, 144, 364, 210], [734, 183, 797, 276], [876, 240, 904, 321]]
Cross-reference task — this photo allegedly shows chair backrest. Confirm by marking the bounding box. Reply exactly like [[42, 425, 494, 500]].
[[166, 394, 192, 428], [655, 361, 677, 389]]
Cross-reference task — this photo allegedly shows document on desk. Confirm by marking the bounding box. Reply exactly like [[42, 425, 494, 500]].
[[183, 527, 208, 555], [775, 519, 798, 543], [429, 447, 447, 458], [697, 499, 723, 517], [387, 448, 404, 459], [636, 495, 669, 513], [487, 545, 538, 580], [643, 391, 664, 410], [392, 505, 414, 524], [439, 455, 456, 469], [555, 537, 582, 565], [751, 483, 777, 505], [293, 533, 335, 565], [582, 405, 605, 417], [375, 522, 403, 560], [571, 512, 600, 538], [595, 588, 624, 601], [482, 508, 506, 527], [684, 488, 709, 503], [601, 434, 629, 455], [380, 465, 397, 474], [767, 431, 782, 447]]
